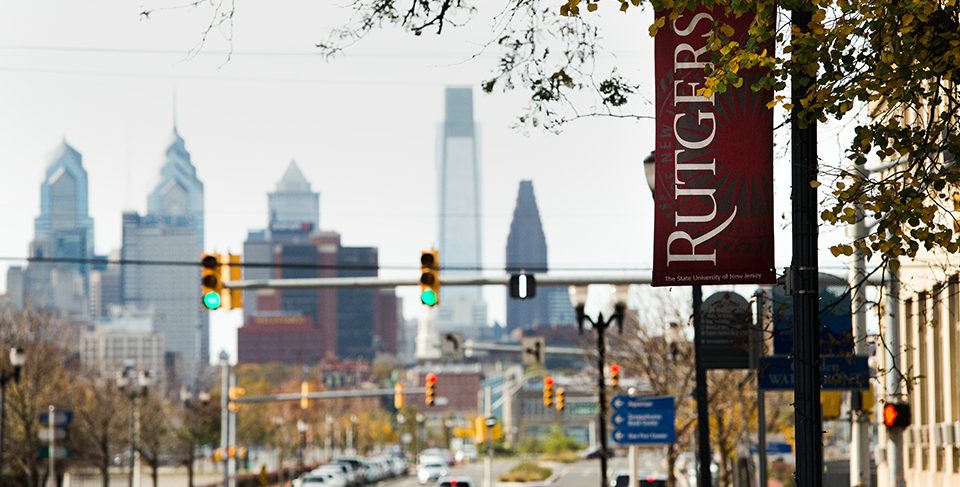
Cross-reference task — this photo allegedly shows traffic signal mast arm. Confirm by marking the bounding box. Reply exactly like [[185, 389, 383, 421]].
[[221, 273, 659, 290], [231, 387, 428, 404]]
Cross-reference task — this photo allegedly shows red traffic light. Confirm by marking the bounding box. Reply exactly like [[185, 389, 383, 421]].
[[610, 364, 621, 374], [425, 373, 437, 385], [883, 403, 911, 428], [544, 376, 554, 386]]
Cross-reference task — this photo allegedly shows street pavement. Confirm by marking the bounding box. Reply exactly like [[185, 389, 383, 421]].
[[380, 457, 632, 487]]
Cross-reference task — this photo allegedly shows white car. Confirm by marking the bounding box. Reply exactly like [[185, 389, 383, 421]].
[[417, 462, 448, 485], [294, 474, 329, 486], [311, 467, 348, 487]]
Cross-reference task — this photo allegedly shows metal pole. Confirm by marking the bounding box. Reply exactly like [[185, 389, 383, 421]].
[[884, 262, 904, 487], [133, 397, 142, 487], [791, 5, 822, 487], [596, 314, 610, 487], [48, 405, 55, 487], [756, 291, 768, 487], [483, 385, 493, 487], [850, 216, 871, 487], [129, 398, 136, 487], [629, 445, 639, 487], [229, 373, 237, 487], [0, 379, 6, 475], [693, 285, 712, 487], [220, 356, 229, 487]]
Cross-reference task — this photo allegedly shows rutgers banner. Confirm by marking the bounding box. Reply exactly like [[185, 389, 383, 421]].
[[652, 7, 775, 287]]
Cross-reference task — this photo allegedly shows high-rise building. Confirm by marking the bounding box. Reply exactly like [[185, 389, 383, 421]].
[[22, 140, 95, 317], [436, 87, 487, 335], [269, 160, 320, 232], [121, 128, 207, 380], [505, 181, 574, 329], [238, 164, 399, 363]]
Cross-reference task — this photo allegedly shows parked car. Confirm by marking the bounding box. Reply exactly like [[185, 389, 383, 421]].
[[439, 477, 475, 487], [293, 474, 329, 486], [311, 466, 349, 487], [609, 472, 667, 487], [330, 459, 364, 487], [417, 462, 449, 485]]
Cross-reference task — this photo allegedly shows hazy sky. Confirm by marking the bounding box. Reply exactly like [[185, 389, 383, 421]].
[[0, 1, 854, 360]]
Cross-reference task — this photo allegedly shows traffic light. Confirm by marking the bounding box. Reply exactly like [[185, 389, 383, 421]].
[[610, 364, 621, 388], [228, 386, 245, 412], [225, 253, 243, 310], [419, 249, 440, 307], [556, 387, 566, 412], [883, 403, 911, 429], [509, 273, 537, 299], [201, 253, 223, 310], [425, 373, 437, 406], [543, 376, 555, 408], [300, 381, 310, 410], [394, 382, 405, 410]]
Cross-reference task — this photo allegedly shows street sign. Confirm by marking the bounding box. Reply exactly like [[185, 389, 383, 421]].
[[700, 292, 752, 369], [521, 337, 545, 366], [37, 427, 68, 442], [39, 410, 72, 427], [509, 273, 537, 299], [758, 355, 869, 390], [38, 446, 69, 460], [441, 333, 464, 360], [750, 442, 793, 455], [611, 395, 675, 444], [772, 274, 853, 356]]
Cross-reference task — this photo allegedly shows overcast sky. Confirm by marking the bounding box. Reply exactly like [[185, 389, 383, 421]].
[[0, 1, 855, 360]]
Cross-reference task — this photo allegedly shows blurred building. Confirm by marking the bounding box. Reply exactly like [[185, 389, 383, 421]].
[[505, 181, 575, 330], [238, 314, 327, 364], [89, 250, 122, 320], [16, 140, 95, 318], [241, 162, 400, 363], [121, 128, 207, 381], [407, 363, 484, 416], [80, 307, 166, 389], [436, 87, 488, 336]]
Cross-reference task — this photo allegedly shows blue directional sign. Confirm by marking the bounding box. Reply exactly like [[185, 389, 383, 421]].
[[611, 395, 675, 444], [39, 410, 73, 427], [758, 355, 869, 390], [750, 442, 793, 455]]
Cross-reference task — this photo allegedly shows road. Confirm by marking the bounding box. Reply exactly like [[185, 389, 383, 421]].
[[380, 457, 633, 487]]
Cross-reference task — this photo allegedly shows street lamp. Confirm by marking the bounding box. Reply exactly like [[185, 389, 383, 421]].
[[415, 413, 426, 458], [117, 363, 151, 487], [297, 420, 308, 469], [569, 284, 628, 487], [0, 347, 25, 473]]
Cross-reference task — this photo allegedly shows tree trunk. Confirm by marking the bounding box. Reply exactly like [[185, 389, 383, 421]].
[[186, 451, 195, 487], [666, 443, 678, 487], [150, 459, 159, 487]]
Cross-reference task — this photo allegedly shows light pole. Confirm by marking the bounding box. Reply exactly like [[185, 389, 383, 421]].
[[117, 362, 151, 487], [349, 415, 359, 454], [644, 150, 711, 487], [415, 413, 426, 459], [180, 387, 212, 487], [297, 420, 308, 469], [569, 284, 628, 487], [0, 347, 25, 474], [396, 413, 406, 461]]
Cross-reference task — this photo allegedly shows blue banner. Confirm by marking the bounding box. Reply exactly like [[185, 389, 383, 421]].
[[611, 395, 675, 444], [758, 355, 869, 390]]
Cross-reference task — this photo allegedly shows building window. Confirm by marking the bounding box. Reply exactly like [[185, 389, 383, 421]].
[[951, 275, 960, 422], [934, 285, 944, 425], [919, 292, 928, 427], [905, 297, 915, 409]]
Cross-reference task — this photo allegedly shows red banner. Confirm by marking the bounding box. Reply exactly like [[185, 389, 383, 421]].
[[652, 7, 775, 287]]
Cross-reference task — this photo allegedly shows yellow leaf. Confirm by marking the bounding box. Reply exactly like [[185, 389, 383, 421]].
[[720, 24, 735, 37], [810, 180, 822, 188], [587, 2, 598, 12], [903, 13, 914, 26]]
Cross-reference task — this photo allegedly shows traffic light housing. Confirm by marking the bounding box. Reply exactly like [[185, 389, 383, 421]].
[[225, 253, 243, 310], [394, 382, 405, 410], [425, 373, 437, 406], [228, 386, 245, 412], [420, 249, 440, 307], [300, 381, 310, 410], [610, 364, 621, 388], [543, 376, 555, 408], [201, 253, 223, 310], [883, 403, 911, 429], [556, 387, 566, 412], [509, 273, 537, 299]]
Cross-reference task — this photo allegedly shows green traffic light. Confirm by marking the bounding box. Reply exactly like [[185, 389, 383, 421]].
[[203, 291, 222, 310], [420, 289, 438, 307]]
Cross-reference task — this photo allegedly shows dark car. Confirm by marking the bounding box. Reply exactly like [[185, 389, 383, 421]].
[[610, 473, 667, 487], [581, 447, 616, 459]]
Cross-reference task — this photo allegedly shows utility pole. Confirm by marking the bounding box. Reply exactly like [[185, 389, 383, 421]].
[[219, 352, 229, 487], [850, 202, 871, 487], [884, 261, 904, 487], [791, 4, 822, 487], [692, 285, 712, 487]]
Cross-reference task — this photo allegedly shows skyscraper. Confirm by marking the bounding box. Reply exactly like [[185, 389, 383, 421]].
[[122, 128, 207, 380], [436, 87, 487, 335], [268, 160, 320, 232], [505, 181, 574, 329], [21, 140, 95, 316]]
